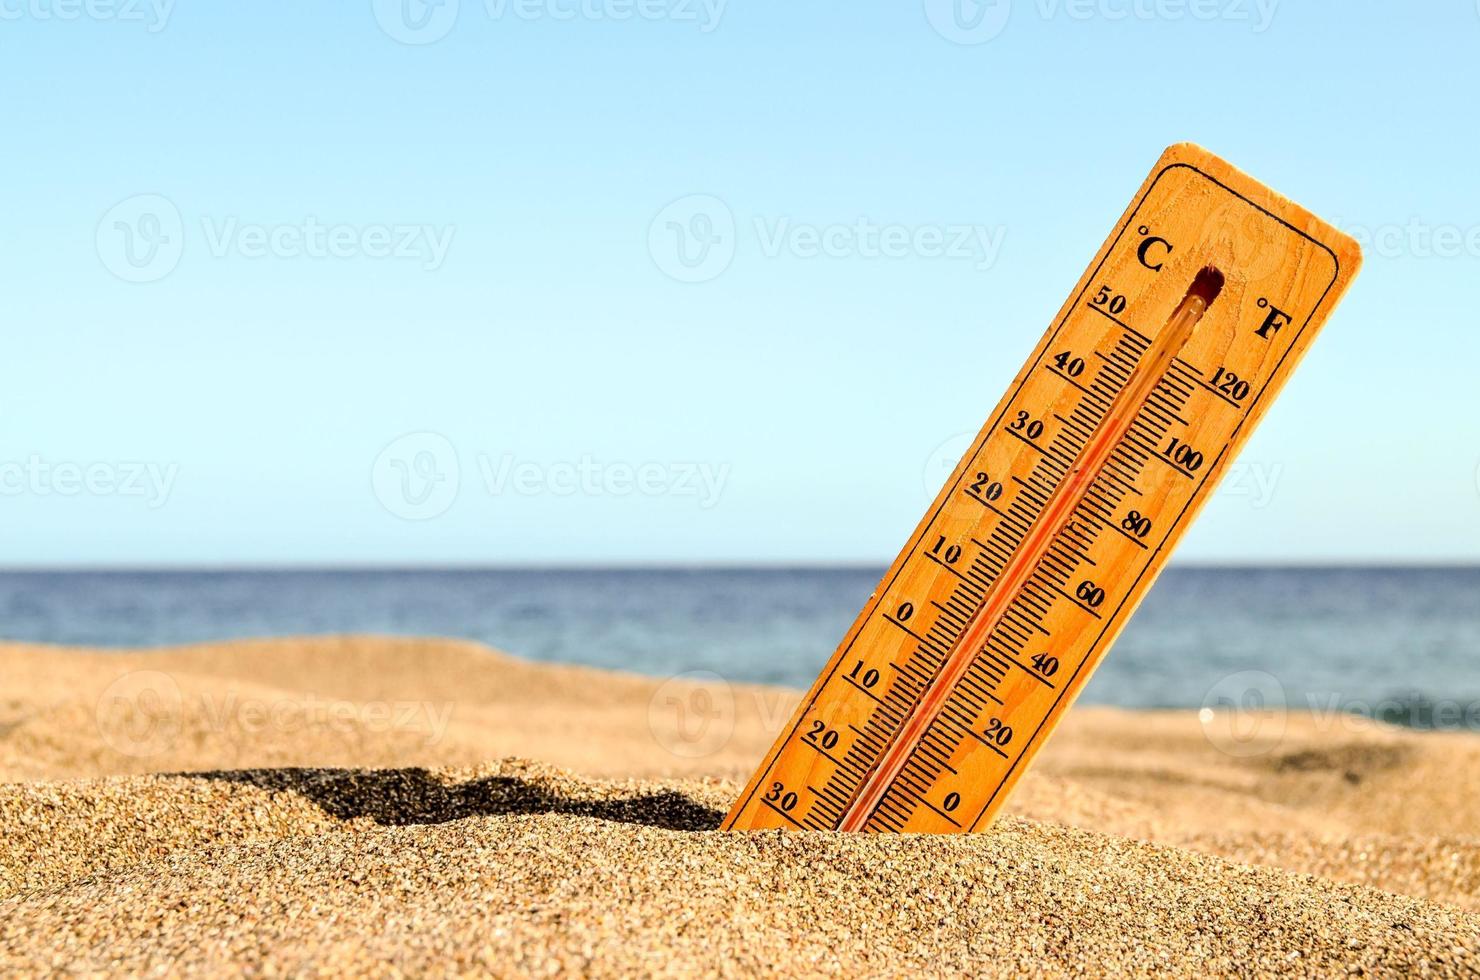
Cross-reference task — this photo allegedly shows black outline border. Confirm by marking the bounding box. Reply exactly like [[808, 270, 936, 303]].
[[730, 158, 1344, 831]]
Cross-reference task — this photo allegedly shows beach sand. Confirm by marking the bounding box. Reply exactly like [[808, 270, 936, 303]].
[[1, 636, 1476, 974]]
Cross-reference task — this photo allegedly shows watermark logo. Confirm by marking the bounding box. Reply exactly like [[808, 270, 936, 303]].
[[372, 432, 461, 521], [370, 434, 731, 518], [373, 0, 461, 44], [96, 668, 454, 757], [96, 194, 185, 284], [649, 195, 1007, 284], [924, 0, 1012, 44], [0, 0, 175, 32], [648, 194, 736, 283], [922, 431, 975, 500], [97, 194, 456, 284], [1198, 669, 1287, 758], [97, 670, 185, 758], [647, 670, 735, 758], [1198, 671, 1480, 758], [0, 456, 179, 508]]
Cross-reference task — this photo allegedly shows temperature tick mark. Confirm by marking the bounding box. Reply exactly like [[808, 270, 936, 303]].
[[760, 798, 805, 828], [1043, 581, 1104, 619], [942, 713, 1012, 760], [1046, 365, 1097, 397], [912, 795, 966, 827], [842, 673, 887, 704], [1095, 513, 1151, 550], [924, 551, 973, 583], [801, 739, 852, 769], [984, 646, 1057, 689], [1178, 369, 1247, 409], [882, 613, 929, 644], [1084, 302, 1153, 346], [1004, 428, 1052, 456]]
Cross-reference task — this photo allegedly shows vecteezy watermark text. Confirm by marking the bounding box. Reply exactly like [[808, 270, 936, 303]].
[[200, 216, 455, 268], [96, 194, 456, 283], [373, 0, 727, 45], [0, 0, 174, 32], [1215, 460, 1282, 509], [924, 0, 1279, 44], [484, 0, 725, 28], [753, 217, 1003, 268], [371, 432, 731, 520], [1334, 217, 1480, 261], [0, 456, 178, 508], [96, 669, 455, 758], [479, 453, 729, 507], [648, 194, 1006, 283], [1200, 670, 1480, 758]]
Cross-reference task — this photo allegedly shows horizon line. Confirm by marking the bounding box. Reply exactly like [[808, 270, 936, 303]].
[[0, 560, 1476, 574]]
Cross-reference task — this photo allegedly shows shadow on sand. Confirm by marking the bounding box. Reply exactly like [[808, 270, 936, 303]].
[[186, 766, 723, 831]]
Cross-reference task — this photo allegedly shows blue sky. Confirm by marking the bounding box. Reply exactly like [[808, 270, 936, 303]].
[[1, 1, 1477, 565]]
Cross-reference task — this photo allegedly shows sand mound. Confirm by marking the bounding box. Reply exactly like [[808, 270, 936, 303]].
[[0, 636, 791, 782], [1, 760, 1475, 976], [0, 761, 729, 901], [2, 636, 1479, 973]]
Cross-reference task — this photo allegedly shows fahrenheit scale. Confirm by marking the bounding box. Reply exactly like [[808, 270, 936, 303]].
[[724, 144, 1362, 834]]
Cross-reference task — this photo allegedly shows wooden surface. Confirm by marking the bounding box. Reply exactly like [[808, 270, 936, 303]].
[[723, 143, 1362, 834]]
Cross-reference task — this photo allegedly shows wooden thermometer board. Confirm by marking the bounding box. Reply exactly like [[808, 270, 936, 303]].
[[724, 143, 1362, 834]]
